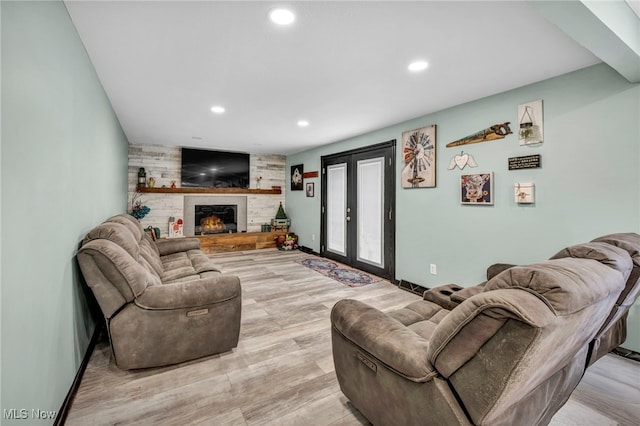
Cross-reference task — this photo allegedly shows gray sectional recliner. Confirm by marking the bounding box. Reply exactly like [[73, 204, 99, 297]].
[[331, 233, 640, 425], [77, 214, 241, 370]]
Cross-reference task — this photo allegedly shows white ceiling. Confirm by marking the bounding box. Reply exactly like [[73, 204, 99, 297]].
[[65, 1, 602, 155]]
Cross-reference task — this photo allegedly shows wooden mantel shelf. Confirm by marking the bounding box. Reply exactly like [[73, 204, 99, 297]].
[[137, 187, 281, 195]]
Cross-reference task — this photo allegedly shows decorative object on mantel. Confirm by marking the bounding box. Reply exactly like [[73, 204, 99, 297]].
[[515, 182, 535, 203], [168, 216, 184, 238], [447, 151, 478, 170], [446, 122, 512, 148], [147, 177, 156, 188], [296, 257, 381, 287], [401, 124, 436, 188], [170, 180, 177, 188], [291, 164, 304, 190], [302, 171, 319, 179], [275, 233, 298, 251], [137, 167, 147, 188], [256, 175, 262, 189], [129, 192, 150, 219], [306, 182, 314, 197], [261, 223, 272, 232], [518, 100, 544, 145], [271, 202, 291, 231], [461, 172, 494, 205], [145, 226, 161, 241], [508, 154, 541, 170]]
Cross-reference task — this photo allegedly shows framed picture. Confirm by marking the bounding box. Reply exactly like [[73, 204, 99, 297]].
[[461, 172, 493, 205], [306, 182, 314, 197], [518, 99, 544, 145], [291, 164, 303, 191], [401, 124, 436, 188]]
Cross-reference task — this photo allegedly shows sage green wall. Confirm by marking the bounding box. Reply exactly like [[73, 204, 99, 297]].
[[286, 63, 640, 350], [1, 1, 128, 423]]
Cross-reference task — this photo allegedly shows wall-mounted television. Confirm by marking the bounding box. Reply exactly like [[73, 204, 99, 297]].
[[181, 148, 250, 188]]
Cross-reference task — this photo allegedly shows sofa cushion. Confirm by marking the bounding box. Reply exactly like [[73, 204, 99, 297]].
[[550, 241, 633, 279], [483, 258, 625, 316], [592, 233, 640, 267], [160, 250, 221, 282], [106, 214, 145, 242], [83, 222, 140, 260]]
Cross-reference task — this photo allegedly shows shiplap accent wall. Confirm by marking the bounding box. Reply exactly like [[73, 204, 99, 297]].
[[128, 143, 286, 235]]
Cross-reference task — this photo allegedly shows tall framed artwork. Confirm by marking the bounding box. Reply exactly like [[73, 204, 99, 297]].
[[401, 125, 436, 188], [461, 172, 493, 205], [518, 100, 544, 145], [291, 164, 303, 191]]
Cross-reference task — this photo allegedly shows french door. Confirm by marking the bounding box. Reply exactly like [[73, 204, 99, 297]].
[[321, 141, 396, 280]]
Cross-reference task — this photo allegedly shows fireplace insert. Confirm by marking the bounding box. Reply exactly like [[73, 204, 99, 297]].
[[194, 205, 237, 235]]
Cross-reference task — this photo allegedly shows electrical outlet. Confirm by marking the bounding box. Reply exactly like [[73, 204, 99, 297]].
[[312, 234, 315, 241], [430, 264, 437, 275]]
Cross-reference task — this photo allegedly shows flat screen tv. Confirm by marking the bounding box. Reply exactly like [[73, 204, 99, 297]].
[[181, 148, 250, 188]]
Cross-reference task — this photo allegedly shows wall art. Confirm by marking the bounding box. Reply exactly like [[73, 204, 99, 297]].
[[508, 154, 541, 170], [461, 172, 494, 205], [518, 100, 544, 145], [515, 182, 535, 203], [401, 124, 436, 188], [306, 182, 314, 197], [447, 151, 478, 170], [291, 164, 304, 191], [446, 123, 512, 148]]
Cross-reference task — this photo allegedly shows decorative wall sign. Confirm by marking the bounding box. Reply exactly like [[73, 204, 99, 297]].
[[446, 123, 512, 148], [401, 124, 436, 188], [461, 172, 494, 205], [515, 182, 535, 203], [302, 171, 319, 179], [291, 164, 303, 191], [518, 100, 544, 145], [447, 151, 478, 170], [508, 154, 541, 170]]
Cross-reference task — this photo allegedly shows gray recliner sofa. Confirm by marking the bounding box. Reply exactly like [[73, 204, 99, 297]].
[[77, 214, 241, 370], [331, 236, 636, 425]]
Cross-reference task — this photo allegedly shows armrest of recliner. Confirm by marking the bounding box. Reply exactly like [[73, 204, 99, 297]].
[[134, 274, 240, 310], [331, 299, 437, 382], [155, 238, 201, 256]]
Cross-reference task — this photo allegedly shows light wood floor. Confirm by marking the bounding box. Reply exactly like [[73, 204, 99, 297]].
[[66, 249, 640, 425]]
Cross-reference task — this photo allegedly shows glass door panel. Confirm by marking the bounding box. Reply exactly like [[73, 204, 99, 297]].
[[357, 157, 384, 267], [327, 163, 347, 256]]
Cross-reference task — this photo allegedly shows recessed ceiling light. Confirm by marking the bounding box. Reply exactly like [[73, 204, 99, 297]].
[[269, 8, 295, 25], [199, 173, 206, 176], [210, 105, 225, 114], [297, 120, 309, 127], [408, 60, 429, 72], [210, 168, 217, 171]]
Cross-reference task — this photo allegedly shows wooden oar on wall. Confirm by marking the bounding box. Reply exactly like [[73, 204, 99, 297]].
[[446, 122, 512, 148]]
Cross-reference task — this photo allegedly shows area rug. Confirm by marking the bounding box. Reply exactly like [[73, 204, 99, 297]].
[[295, 257, 381, 287]]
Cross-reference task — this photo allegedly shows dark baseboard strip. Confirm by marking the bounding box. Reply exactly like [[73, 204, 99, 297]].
[[398, 279, 429, 296], [54, 321, 104, 426], [612, 346, 640, 362], [299, 246, 320, 256]]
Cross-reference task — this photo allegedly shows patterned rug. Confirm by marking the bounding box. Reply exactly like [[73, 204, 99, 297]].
[[295, 257, 381, 287]]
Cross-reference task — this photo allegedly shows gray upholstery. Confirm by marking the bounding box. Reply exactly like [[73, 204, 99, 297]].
[[331, 235, 636, 425], [78, 214, 241, 370]]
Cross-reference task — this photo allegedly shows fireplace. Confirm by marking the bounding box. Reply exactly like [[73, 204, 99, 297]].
[[195, 204, 237, 234], [184, 196, 248, 236]]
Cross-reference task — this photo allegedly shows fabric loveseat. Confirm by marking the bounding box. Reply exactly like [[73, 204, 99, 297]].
[[77, 214, 241, 370], [331, 235, 637, 425]]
